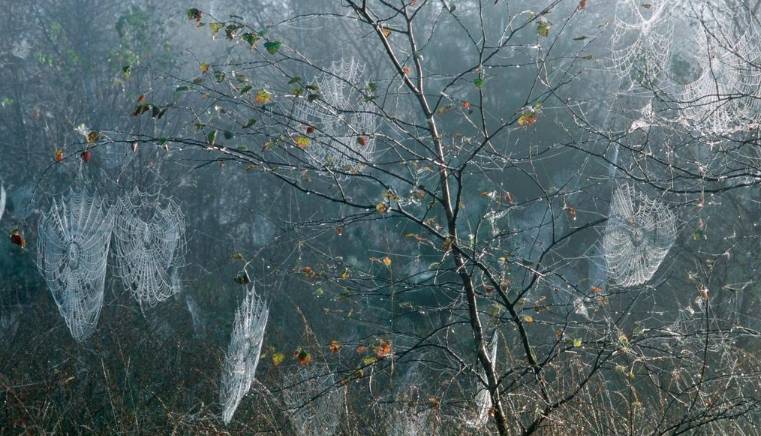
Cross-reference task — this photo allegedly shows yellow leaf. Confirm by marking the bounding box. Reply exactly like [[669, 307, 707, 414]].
[[200, 63, 210, 74], [362, 355, 378, 366], [376, 202, 389, 214], [86, 131, 100, 144], [522, 314, 534, 325], [272, 352, 285, 366], [255, 89, 272, 105], [573, 338, 582, 348], [380, 26, 391, 38], [382, 256, 392, 267], [517, 111, 538, 127], [293, 135, 310, 149]]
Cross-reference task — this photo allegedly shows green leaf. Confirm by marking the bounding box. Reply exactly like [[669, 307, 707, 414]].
[[207, 130, 217, 146], [186, 8, 202, 21], [241, 32, 260, 47], [243, 118, 257, 128], [573, 35, 587, 41], [239, 85, 252, 94], [537, 18, 551, 37], [225, 24, 242, 39], [214, 70, 226, 83], [223, 130, 234, 140], [473, 77, 485, 89], [175, 85, 189, 92], [209, 22, 224, 35], [264, 41, 282, 55], [288, 76, 302, 84]]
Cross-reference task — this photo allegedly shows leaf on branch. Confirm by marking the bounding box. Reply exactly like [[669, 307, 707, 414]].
[[186, 8, 202, 23], [293, 135, 310, 149], [537, 17, 551, 37], [296, 349, 313, 366], [375, 339, 392, 358], [86, 131, 100, 144], [517, 106, 540, 127], [209, 22, 224, 36], [329, 340, 342, 353], [199, 63, 210, 74], [264, 41, 282, 55], [241, 32, 260, 47], [255, 89, 272, 105], [272, 352, 285, 366]]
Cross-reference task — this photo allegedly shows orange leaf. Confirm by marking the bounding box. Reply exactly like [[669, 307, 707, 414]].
[[329, 340, 342, 353], [375, 339, 393, 359]]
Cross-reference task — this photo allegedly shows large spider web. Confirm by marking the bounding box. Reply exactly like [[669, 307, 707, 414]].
[[220, 285, 268, 425], [290, 57, 377, 174], [610, 0, 676, 82], [670, 30, 761, 135], [467, 330, 498, 429], [602, 184, 676, 287], [37, 187, 114, 342], [283, 364, 343, 436], [112, 188, 186, 307]]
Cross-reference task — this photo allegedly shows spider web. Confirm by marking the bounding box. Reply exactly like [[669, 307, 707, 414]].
[[220, 285, 268, 425], [290, 57, 377, 174], [112, 188, 186, 307], [602, 184, 676, 287], [467, 330, 498, 429], [610, 0, 676, 83], [283, 364, 343, 436], [0, 181, 5, 222], [37, 187, 114, 342]]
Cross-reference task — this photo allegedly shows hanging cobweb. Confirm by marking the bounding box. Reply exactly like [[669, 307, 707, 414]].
[[112, 188, 186, 307], [37, 187, 114, 342], [467, 330, 498, 429], [220, 285, 268, 425], [283, 364, 344, 436], [289, 57, 377, 174], [385, 388, 436, 436], [602, 184, 676, 287], [0, 180, 5, 222], [610, 0, 676, 82]]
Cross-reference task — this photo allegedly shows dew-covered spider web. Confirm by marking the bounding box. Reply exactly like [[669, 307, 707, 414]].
[[37, 187, 114, 342], [290, 57, 377, 174], [283, 364, 343, 436], [0, 180, 6, 222], [112, 188, 186, 307], [220, 285, 268, 425], [610, 0, 676, 83], [602, 184, 676, 287], [467, 330, 498, 429]]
